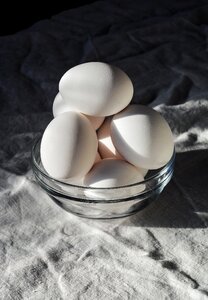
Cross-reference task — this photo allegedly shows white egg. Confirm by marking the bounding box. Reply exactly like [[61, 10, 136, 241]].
[[84, 159, 144, 188], [137, 167, 148, 177], [59, 62, 133, 117], [53, 92, 104, 130], [52, 92, 63, 117], [111, 105, 174, 170], [94, 152, 101, 164], [61, 177, 84, 186], [86, 115, 105, 130], [61, 151, 104, 187], [40, 111, 98, 179], [97, 117, 123, 159]]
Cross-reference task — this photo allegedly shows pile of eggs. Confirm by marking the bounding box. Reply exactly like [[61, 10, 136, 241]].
[[40, 62, 174, 188]]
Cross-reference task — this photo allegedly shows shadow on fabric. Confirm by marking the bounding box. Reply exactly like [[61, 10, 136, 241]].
[[124, 149, 208, 229]]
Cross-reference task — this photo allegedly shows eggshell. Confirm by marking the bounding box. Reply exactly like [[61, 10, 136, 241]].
[[52, 92, 63, 117], [84, 159, 144, 188], [40, 111, 98, 179], [97, 117, 123, 159], [111, 105, 174, 169], [53, 92, 104, 130], [59, 62, 133, 116], [95, 152, 101, 164], [137, 168, 148, 177], [62, 177, 84, 186], [86, 115, 105, 130]]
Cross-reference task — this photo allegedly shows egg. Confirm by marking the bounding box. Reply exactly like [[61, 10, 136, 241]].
[[53, 92, 105, 130], [52, 92, 63, 117], [84, 159, 144, 188], [137, 168, 148, 177], [97, 117, 123, 159], [59, 62, 134, 117], [95, 152, 101, 164], [111, 105, 174, 169], [61, 151, 103, 187], [62, 176, 84, 186], [40, 111, 98, 179], [86, 115, 105, 130], [65, 153, 101, 187]]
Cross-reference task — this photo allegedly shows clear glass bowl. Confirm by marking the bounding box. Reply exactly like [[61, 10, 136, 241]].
[[31, 138, 175, 219]]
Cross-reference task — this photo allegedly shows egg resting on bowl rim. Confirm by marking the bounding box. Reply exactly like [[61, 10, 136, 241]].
[[111, 104, 174, 170], [40, 111, 98, 179]]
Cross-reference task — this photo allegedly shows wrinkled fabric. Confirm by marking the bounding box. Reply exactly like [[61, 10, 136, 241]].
[[0, 1, 208, 299]]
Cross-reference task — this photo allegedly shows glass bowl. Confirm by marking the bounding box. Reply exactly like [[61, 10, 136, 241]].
[[31, 138, 175, 219]]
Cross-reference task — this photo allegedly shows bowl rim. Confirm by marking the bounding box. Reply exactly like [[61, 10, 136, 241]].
[[31, 137, 175, 191]]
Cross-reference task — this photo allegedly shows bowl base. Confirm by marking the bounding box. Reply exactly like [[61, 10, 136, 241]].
[[49, 194, 158, 219]]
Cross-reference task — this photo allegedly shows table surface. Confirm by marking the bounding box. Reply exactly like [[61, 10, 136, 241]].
[[0, 1, 208, 299]]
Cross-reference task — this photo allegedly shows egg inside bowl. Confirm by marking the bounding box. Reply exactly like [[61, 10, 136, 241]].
[[31, 138, 175, 219]]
